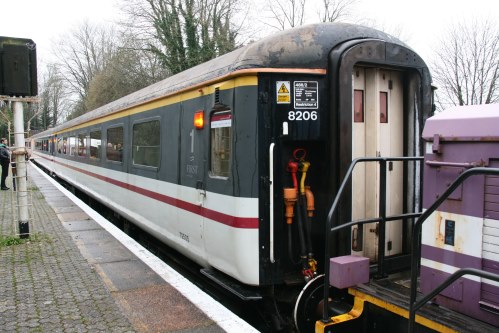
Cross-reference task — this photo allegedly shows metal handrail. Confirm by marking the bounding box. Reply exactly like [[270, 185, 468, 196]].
[[321, 156, 423, 323], [409, 268, 499, 331], [408, 167, 499, 332]]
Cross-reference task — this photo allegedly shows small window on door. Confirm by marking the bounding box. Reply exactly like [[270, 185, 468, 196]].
[[68, 136, 77, 156], [57, 137, 63, 154], [62, 137, 67, 154], [90, 130, 102, 159], [380, 92, 388, 123], [77, 133, 87, 157], [354, 90, 364, 123], [107, 126, 123, 162], [210, 110, 232, 178]]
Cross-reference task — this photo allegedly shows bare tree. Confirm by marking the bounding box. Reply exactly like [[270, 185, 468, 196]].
[[262, 0, 306, 31], [85, 34, 169, 110], [317, 0, 357, 23], [432, 18, 499, 110], [37, 64, 69, 129], [261, 0, 358, 32], [53, 21, 118, 117]]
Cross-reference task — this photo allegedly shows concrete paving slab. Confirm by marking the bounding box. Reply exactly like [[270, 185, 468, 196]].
[[63, 219, 102, 232], [94, 259, 167, 292], [41, 191, 67, 198], [51, 205, 84, 214], [44, 197, 75, 207], [70, 228, 117, 244], [57, 211, 91, 222], [113, 284, 224, 333], [75, 239, 137, 264]]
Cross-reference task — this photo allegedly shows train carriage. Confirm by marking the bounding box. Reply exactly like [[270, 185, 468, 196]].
[[28, 22, 463, 332], [421, 104, 499, 327]]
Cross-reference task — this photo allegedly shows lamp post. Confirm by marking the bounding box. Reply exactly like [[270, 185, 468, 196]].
[[13, 100, 29, 238]]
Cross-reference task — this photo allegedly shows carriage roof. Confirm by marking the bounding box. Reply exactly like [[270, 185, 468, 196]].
[[423, 103, 499, 141], [33, 23, 407, 137]]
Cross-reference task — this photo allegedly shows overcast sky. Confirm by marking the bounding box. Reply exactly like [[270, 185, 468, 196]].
[[1, 0, 497, 69]]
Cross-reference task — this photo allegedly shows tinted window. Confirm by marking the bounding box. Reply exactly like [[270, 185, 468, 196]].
[[90, 130, 101, 159], [57, 137, 63, 154], [106, 127, 123, 162], [132, 120, 160, 167], [78, 133, 87, 157], [68, 137, 76, 156], [210, 111, 231, 178]]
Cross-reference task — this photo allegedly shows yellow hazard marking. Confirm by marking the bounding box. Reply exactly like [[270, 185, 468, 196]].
[[278, 95, 290, 103], [348, 288, 458, 333], [316, 289, 458, 333], [278, 83, 289, 94], [276, 81, 291, 104]]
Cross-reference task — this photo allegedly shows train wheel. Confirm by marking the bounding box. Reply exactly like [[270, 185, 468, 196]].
[[293, 274, 327, 333]]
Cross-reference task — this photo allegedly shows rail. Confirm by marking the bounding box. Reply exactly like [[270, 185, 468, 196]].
[[321, 156, 423, 323], [408, 167, 499, 332]]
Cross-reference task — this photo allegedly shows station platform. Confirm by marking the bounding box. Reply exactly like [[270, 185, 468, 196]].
[[0, 163, 258, 333]]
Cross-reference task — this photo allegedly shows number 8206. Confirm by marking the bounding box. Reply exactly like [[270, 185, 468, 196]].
[[287, 110, 318, 121]]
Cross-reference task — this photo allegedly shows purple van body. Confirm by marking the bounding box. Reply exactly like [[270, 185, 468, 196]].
[[421, 104, 499, 326]]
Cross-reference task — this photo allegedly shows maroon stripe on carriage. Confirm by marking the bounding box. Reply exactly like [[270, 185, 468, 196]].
[[35, 155, 259, 229]]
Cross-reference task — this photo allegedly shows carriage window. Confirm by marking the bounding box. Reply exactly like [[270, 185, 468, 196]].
[[107, 126, 123, 162], [90, 130, 102, 159], [68, 136, 77, 156], [57, 137, 63, 154], [132, 120, 160, 167], [380, 91, 388, 123], [210, 111, 232, 178], [354, 89, 364, 123], [63, 137, 67, 154], [78, 133, 87, 157]]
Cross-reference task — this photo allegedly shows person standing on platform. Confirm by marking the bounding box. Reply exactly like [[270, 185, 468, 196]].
[[0, 138, 11, 190]]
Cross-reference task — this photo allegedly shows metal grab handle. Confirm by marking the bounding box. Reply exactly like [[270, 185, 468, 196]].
[[425, 160, 481, 168]]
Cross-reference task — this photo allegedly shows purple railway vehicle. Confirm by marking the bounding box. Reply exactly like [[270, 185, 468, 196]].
[[421, 103, 499, 328]]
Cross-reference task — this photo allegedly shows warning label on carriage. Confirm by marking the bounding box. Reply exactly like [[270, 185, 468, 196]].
[[276, 81, 291, 104], [294, 81, 318, 109]]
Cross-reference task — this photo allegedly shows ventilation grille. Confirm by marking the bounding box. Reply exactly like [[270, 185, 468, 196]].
[[214, 87, 220, 104]]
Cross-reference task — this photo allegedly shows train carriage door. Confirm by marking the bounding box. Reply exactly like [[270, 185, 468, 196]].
[[352, 66, 404, 261], [178, 106, 207, 260]]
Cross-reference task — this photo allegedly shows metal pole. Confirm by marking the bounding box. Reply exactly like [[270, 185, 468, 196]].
[[13, 101, 29, 238], [376, 159, 387, 279]]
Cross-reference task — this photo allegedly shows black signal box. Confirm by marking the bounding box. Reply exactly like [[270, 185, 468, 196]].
[[0, 36, 37, 97]]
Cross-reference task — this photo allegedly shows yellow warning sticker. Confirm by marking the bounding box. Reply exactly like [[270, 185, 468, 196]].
[[278, 83, 289, 94], [276, 81, 291, 104]]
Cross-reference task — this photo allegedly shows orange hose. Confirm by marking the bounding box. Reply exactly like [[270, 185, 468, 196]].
[[305, 186, 315, 217], [283, 188, 297, 224]]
